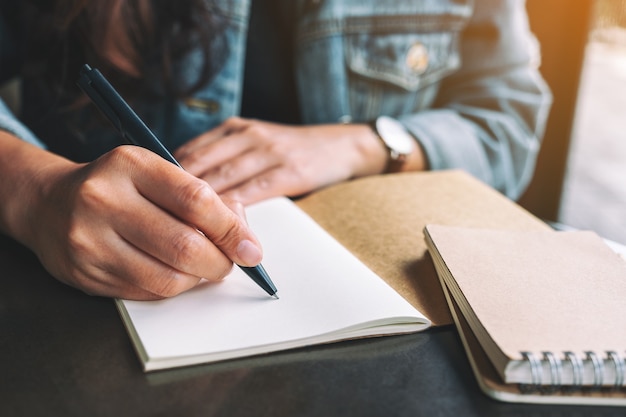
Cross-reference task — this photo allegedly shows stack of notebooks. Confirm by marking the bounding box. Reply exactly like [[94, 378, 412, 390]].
[[424, 224, 626, 406]]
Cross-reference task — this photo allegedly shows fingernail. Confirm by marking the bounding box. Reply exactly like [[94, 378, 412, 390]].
[[236, 239, 263, 266]]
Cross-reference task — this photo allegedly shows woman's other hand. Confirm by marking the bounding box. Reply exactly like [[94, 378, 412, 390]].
[[175, 117, 425, 205]]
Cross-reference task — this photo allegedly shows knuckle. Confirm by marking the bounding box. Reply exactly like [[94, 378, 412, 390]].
[[170, 231, 206, 270], [182, 150, 203, 168], [177, 179, 217, 218], [245, 124, 268, 140], [223, 116, 243, 132], [252, 176, 272, 190], [266, 139, 284, 154], [222, 197, 244, 215], [77, 176, 110, 210], [107, 145, 145, 166], [150, 272, 189, 298], [210, 216, 242, 249], [212, 260, 234, 281], [225, 115, 242, 124], [65, 223, 88, 254], [202, 256, 234, 282], [217, 162, 235, 180], [103, 145, 159, 177]]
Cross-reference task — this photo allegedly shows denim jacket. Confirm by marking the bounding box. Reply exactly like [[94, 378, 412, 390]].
[[0, 0, 551, 199]]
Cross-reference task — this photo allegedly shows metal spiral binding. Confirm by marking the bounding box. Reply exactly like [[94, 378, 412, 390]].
[[542, 351, 562, 393], [564, 351, 583, 389], [585, 351, 605, 388], [607, 351, 625, 388], [519, 350, 626, 393], [520, 352, 543, 393]]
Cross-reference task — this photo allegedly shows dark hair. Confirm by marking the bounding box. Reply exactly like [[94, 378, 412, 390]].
[[21, 0, 225, 105]]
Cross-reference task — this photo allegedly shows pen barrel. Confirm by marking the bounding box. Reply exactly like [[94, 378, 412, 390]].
[[121, 114, 181, 168], [78, 65, 180, 167]]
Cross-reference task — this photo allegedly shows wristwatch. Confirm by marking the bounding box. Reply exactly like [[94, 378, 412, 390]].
[[370, 116, 415, 173]]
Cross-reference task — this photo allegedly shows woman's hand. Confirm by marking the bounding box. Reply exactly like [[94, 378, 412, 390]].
[[174, 117, 400, 205], [1, 136, 262, 300]]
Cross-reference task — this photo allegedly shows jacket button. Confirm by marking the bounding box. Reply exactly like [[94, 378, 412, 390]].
[[406, 42, 429, 75]]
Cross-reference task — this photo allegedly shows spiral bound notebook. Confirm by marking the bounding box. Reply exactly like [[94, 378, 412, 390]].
[[424, 224, 626, 405]]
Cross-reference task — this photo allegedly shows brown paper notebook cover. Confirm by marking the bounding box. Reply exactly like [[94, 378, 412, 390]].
[[426, 224, 626, 405], [295, 170, 549, 326], [445, 288, 626, 406]]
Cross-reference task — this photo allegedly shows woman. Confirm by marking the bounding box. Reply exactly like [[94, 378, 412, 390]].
[[0, 0, 551, 299]]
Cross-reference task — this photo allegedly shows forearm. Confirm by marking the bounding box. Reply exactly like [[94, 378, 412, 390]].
[[0, 130, 73, 245]]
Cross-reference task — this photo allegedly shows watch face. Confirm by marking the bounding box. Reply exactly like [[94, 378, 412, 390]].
[[375, 116, 414, 157]]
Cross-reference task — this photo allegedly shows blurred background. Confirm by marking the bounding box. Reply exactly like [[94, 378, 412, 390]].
[[558, 0, 626, 244], [515, 0, 626, 244]]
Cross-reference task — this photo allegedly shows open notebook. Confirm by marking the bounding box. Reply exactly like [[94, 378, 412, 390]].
[[424, 224, 626, 405], [115, 170, 553, 372], [116, 197, 430, 372]]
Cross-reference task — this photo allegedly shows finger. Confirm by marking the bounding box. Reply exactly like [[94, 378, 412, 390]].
[[177, 132, 256, 178], [221, 196, 248, 222], [72, 273, 164, 301], [64, 227, 205, 300], [174, 117, 249, 163], [112, 193, 235, 280], [220, 167, 307, 206], [104, 235, 209, 298], [73, 267, 176, 301], [174, 122, 231, 160], [131, 158, 264, 267], [198, 149, 281, 194], [92, 235, 208, 300]]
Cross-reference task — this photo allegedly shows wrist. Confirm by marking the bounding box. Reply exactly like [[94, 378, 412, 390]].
[[0, 132, 75, 246], [347, 123, 389, 177], [367, 117, 427, 173]]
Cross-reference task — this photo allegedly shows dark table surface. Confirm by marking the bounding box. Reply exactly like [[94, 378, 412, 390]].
[[1, 234, 622, 417]]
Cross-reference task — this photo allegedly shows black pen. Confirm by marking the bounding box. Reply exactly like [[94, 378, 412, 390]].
[[77, 64, 278, 299]]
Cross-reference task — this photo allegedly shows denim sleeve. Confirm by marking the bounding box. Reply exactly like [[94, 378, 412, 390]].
[[0, 99, 46, 148], [400, 0, 552, 200]]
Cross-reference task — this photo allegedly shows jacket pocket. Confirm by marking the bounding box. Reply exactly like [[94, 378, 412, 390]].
[[344, 14, 469, 93]]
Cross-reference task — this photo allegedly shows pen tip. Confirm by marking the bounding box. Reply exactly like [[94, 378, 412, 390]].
[[272, 293, 280, 300]]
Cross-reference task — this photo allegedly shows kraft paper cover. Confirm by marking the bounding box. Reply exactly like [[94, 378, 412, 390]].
[[295, 170, 548, 326]]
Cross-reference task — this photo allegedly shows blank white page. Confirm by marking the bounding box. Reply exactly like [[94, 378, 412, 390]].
[[116, 197, 430, 371]]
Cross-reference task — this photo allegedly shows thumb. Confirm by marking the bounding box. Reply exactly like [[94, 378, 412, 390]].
[[219, 197, 264, 267]]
